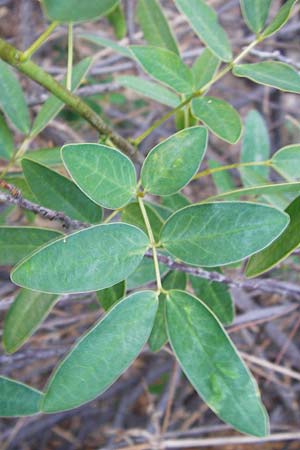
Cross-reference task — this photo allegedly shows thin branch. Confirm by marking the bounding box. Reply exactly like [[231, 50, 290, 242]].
[[0, 38, 135, 156]]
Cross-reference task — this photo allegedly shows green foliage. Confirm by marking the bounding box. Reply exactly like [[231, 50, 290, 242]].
[[42, 291, 158, 412], [166, 290, 269, 436], [2, 0, 300, 437]]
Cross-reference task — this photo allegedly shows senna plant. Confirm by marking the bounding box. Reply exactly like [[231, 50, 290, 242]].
[[0, 0, 300, 438]]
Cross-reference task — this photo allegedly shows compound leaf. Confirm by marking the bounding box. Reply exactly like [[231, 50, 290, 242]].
[[141, 127, 208, 196], [42, 291, 158, 412], [262, 0, 297, 38], [240, 0, 272, 33], [271, 145, 300, 181], [96, 281, 126, 311], [3, 289, 58, 354], [0, 114, 14, 160], [233, 62, 300, 93], [62, 143, 136, 210], [192, 97, 242, 144], [130, 46, 194, 94], [11, 223, 149, 294], [174, 0, 232, 62], [0, 377, 43, 417], [22, 159, 102, 223], [192, 49, 220, 91], [160, 202, 289, 267], [121, 201, 163, 242], [166, 290, 269, 436]]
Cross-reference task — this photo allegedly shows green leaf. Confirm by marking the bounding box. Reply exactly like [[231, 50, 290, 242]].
[[240, 110, 270, 186], [78, 32, 132, 58], [246, 196, 300, 278], [22, 159, 102, 223], [160, 202, 289, 267], [149, 202, 173, 220], [41, 0, 119, 22], [96, 281, 126, 311], [3, 289, 58, 354], [166, 290, 269, 436], [0, 376, 43, 417], [262, 0, 297, 38], [271, 145, 300, 181], [192, 97, 242, 144], [107, 2, 126, 40], [2, 173, 37, 202], [0, 60, 30, 134], [141, 127, 208, 196], [126, 257, 168, 290], [161, 193, 190, 211], [31, 57, 92, 137], [174, 0, 232, 62], [0, 114, 14, 160], [149, 271, 187, 352], [191, 272, 234, 325], [11, 223, 149, 294], [130, 46, 194, 94], [121, 201, 163, 242], [42, 291, 158, 412], [0, 226, 62, 266], [240, 0, 272, 33], [208, 160, 235, 194], [136, 0, 179, 55], [233, 62, 300, 93], [209, 182, 300, 201], [192, 49, 220, 91], [117, 76, 180, 108], [62, 144, 136, 210], [25, 147, 62, 167]]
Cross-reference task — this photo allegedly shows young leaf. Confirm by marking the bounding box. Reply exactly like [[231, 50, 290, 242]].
[[246, 196, 300, 278], [42, 291, 158, 412], [107, 2, 126, 40], [11, 223, 149, 294], [0, 60, 30, 134], [62, 143, 136, 210], [233, 62, 300, 93], [262, 0, 297, 38], [174, 0, 232, 62], [208, 160, 235, 194], [240, 110, 270, 186], [240, 0, 272, 33], [271, 145, 300, 181], [0, 376, 43, 417], [160, 202, 289, 267], [0, 226, 62, 266], [96, 281, 126, 311], [191, 272, 234, 325], [121, 202, 163, 242], [209, 182, 300, 201], [192, 49, 220, 91], [31, 57, 92, 137], [192, 97, 242, 144], [166, 290, 269, 437], [22, 159, 102, 223], [0, 114, 14, 160], [149, 271, 187, 352], [126, 257, 168, 290], [117, 76, 180, 108], [41, 0, 119, 23], [161, 193, 190, 211], [130, 46, 194, 94], [3, 289, 58, 354], [136, 0, 179, 55], [141, 127, 208, 196], [79, 32, 132, 58]]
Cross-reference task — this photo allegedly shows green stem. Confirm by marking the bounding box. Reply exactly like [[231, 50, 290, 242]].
[[138, 196, 162, 292], [133, 38, 261, 146], [21, 21, 59, 61], [193, 160, 271, 180], [0, 38, 135, 156], [66, 23, 73, 91]]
